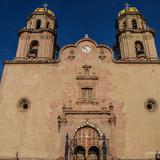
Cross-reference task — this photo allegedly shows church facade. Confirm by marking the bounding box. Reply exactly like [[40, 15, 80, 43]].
[[0, 5, 160, 160]]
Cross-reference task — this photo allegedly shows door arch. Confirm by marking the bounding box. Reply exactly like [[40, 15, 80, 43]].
[[74, 126, 100, 160]]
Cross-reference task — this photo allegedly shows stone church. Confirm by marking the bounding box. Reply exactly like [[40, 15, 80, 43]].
[[0, 4, 160, 160]]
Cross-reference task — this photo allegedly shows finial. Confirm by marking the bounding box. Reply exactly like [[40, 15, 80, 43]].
[[124, 1, 130, 9], [86, 118, 89, 124], [84, 34, 89, 39], [43, 2, 48, 11]]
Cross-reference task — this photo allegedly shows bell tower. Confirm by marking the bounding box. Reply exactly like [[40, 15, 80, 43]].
[[114, 4, 158, 60], [15, 5, 57, 61]]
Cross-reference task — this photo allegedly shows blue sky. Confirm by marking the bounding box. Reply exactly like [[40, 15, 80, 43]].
[[0, 0, 160, 77]]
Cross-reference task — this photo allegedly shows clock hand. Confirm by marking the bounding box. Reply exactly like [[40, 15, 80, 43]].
[[83, 46, 87, 52]]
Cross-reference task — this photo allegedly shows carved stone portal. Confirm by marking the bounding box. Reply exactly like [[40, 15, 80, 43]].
[[64, 126, 109, 160]]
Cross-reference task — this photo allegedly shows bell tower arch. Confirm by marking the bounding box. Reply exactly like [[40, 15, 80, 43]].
[[114, 5, 158, 60], [15, 5, 57, 61]]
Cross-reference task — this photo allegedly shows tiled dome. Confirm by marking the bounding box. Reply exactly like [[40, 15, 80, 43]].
[[118, 7, 139, 17], [34, 7, 55, 16]]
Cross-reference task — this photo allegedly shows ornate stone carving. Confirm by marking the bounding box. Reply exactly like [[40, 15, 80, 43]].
[[68, 50, 75, 60], [102, 134, 108, 160], [59, 103, 116, 127], [57, 115, 62, 132], [76, 65, 98, 80], [99, 49, 106, 60], [108, 103, 116, 125], [65, 134, 69, 160]]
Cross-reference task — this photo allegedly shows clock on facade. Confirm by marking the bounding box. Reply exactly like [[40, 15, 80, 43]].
[[81, 45, 92, 53]]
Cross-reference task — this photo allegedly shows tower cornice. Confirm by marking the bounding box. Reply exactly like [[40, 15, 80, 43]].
[[116, 28, 155, 37], [27, 11, 56, 21], [18, 28, 56, 36], [117, 12, 146, 21]]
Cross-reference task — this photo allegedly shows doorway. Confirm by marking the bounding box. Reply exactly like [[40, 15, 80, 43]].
[[74, 126, 100, 160]]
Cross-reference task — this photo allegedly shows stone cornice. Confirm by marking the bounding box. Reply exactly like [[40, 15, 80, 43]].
[[4, 59, 56, 64], [117, 12, 146, 21], [27, 11, 56, 21], [112, 58, 160, 64], [19, 28, 56, 36], [63, 110, 111, 115], [116, 28, 155, 37], [4, 57, 160, 65], [0, 158, 54, 160], [62, 107, 111, 116], [76, 75, 98, 80]]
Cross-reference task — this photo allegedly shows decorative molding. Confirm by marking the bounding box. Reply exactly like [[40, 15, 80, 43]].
[[76, 98, 98, 105], [5, 58, 160, 65], [117, 28, 155, 37], [76, 75, 98, 80], [62, 107, 110, 115], [9, 57, 54, 64], [19, 28, 56, 36], [112, 58, 160, 64], [76, 65, 98, 80], [61, 104, 116, 126]]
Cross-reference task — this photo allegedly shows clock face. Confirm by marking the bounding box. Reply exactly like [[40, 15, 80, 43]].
[[81, 45, 91, 53]]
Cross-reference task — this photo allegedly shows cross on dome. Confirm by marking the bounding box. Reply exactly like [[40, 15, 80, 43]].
[[43, 2, 48, 11], [124, 1, 130, 9]]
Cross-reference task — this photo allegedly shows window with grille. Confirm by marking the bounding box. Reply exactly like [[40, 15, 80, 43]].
[[82, 88, 93, 100]]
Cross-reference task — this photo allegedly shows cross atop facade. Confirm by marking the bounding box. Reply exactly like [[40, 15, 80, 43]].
[[124, 1, 130, 9], [43, 2, 48, 11], [84, 34, 89, 38]]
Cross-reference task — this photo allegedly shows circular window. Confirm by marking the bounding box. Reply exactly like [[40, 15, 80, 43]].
[[144, 98, 158, 112], [17, 98, 31, 112]]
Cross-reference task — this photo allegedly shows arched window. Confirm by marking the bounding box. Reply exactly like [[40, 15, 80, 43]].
[[36, 20, 41, 29], [135, 41, 145, 56], [132, 20, 138, 29], [123, 21, 126, 29], [27, 40, 39, 59], [75, 146, 86, 160], [88, 146, 99, 160], [46, 22, 50, 28]]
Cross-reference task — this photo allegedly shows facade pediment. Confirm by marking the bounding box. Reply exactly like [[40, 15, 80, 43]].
[[59, 36, 113, 63]]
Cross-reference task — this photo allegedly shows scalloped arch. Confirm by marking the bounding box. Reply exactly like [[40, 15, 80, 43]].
[[58, 37, 113, 61], [72, 121, 104, 139]]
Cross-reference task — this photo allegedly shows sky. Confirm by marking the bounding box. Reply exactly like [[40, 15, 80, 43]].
[[0, 0, 160, 77]]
